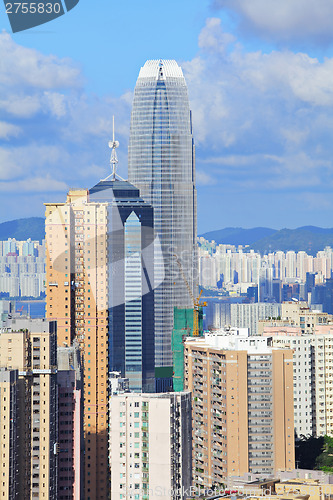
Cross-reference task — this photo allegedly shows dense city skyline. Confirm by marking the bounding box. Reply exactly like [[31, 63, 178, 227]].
[[3, 3, 333, 499], [2, 1, 333, 230]]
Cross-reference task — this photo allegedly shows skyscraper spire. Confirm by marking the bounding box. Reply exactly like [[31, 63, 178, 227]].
[[108, 115, 119, 181]]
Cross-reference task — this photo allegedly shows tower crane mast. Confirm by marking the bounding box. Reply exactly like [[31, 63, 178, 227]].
[[174, 254, 206, 337]]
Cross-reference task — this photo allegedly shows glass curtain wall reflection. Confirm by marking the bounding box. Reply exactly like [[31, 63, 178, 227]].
[[128, 59, 197, 368]]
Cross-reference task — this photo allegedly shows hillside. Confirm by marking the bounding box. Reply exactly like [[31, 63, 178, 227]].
[[253, 227, 333, 255], [200, 226, 333, 256], [2, 218, 333, 255], [0, 217, 45, 242], [200, 227, 276, 246]]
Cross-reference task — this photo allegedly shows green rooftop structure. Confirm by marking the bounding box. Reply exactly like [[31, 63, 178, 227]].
[[172, 306, 204, 392]]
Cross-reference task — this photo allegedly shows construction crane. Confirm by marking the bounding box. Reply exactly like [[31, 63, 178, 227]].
[[174, 254, 206, 337]]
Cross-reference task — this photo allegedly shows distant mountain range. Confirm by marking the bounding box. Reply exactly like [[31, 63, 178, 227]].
[[0, 217, 45, 243], [1, 218, 333, 255], [200, 226, 333, 256]]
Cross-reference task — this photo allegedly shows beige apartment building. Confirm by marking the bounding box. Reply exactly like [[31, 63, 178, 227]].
[[184, 332, 295, 489], [45, 189, 109, 499], [0, 368, 18, 500], [109, 391, 192, 500], [259, 301, 333, 335], [275, 479, 333, 500], [0, 318, 57, 500]]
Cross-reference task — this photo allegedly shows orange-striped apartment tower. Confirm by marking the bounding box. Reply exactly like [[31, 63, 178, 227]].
[[45, 188, 109, 499], [45, 151, 156, 499]]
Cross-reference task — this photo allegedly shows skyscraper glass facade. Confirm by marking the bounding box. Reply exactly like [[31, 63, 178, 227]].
[[89, 179, 155, 392], [128, 59, 197, 367], [124, 211, 143, 389]]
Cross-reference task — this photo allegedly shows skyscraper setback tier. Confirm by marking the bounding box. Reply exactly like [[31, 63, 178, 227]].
[[128, 59, 198, 368]]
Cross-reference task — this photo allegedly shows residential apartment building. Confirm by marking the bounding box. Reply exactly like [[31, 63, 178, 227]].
[[45, 175, 155, 499], [198, 239, 333, 289], [0, 368, 19, 500], [206, 301, 281, 335], [262, 330, 312, 437], [0, 318, 58, 500], [258, 301, 333, 335], [263, 324, 333, 437], [57, 344, 83, 500], [109, 392, 192, 500], [184, 331, 295, 488], [0, 238, 45, 298]]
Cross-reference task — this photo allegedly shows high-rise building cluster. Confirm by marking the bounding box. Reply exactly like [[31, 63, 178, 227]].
[[0, 238, 45, 297], [198, 239, 333, 296], [1, 59, 328, 500], [0, 316, 82, 500]]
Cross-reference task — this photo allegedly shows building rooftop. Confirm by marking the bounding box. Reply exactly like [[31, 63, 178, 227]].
[[185, 330, 290, 354], [138, 59, 184, 80], [89, 179, 141, 202]]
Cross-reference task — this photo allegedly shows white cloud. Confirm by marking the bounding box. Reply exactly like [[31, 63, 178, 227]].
[[0, 32, 81, 89], [43, 92, 67, 118], [182, 18, 333, 208], [214, 0, 333, 44], [233, 50, 333, 106], [198, 17, 235, 53], [0, 176, 68, 193], [0, 121, 21, 139], [0, 94, 41, 117], [196, 171, 215, 185], [2, 27, 333, 228], [298, 193, 333, 211], [0, 148, 24, 180]]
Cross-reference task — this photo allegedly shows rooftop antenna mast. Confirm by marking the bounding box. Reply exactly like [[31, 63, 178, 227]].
[[109, 115, 119, 181], [101, 116, 125, 182]]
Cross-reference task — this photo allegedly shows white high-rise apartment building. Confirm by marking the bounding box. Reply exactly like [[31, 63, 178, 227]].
[[198, 239, 333, 289], [263, 324, 333, 437], [128, 60, 197, 368], [267, 333, 313, 437], [206, 302, 281, 335], [109, 392, 192, 500]]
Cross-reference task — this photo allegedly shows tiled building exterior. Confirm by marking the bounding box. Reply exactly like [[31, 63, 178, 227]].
[[184, 333, 295, 489], [109, 392, 192, 500]]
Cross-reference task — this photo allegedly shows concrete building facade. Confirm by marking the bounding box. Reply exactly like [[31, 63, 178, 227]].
[[184, 332, 295, 488], [109, 392, 192, 500], [206, 302, 281, 335], [0, 368, 19, 500], [263, 325, 333, 437], [57, 344, 83, 500], [0, 318, 58, 500]]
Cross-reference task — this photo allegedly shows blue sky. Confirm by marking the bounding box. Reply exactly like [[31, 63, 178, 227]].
[[2, 0, 333, 233]]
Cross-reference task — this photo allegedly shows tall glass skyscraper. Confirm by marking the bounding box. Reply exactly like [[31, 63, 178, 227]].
[[128, 59, 197, 368]]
